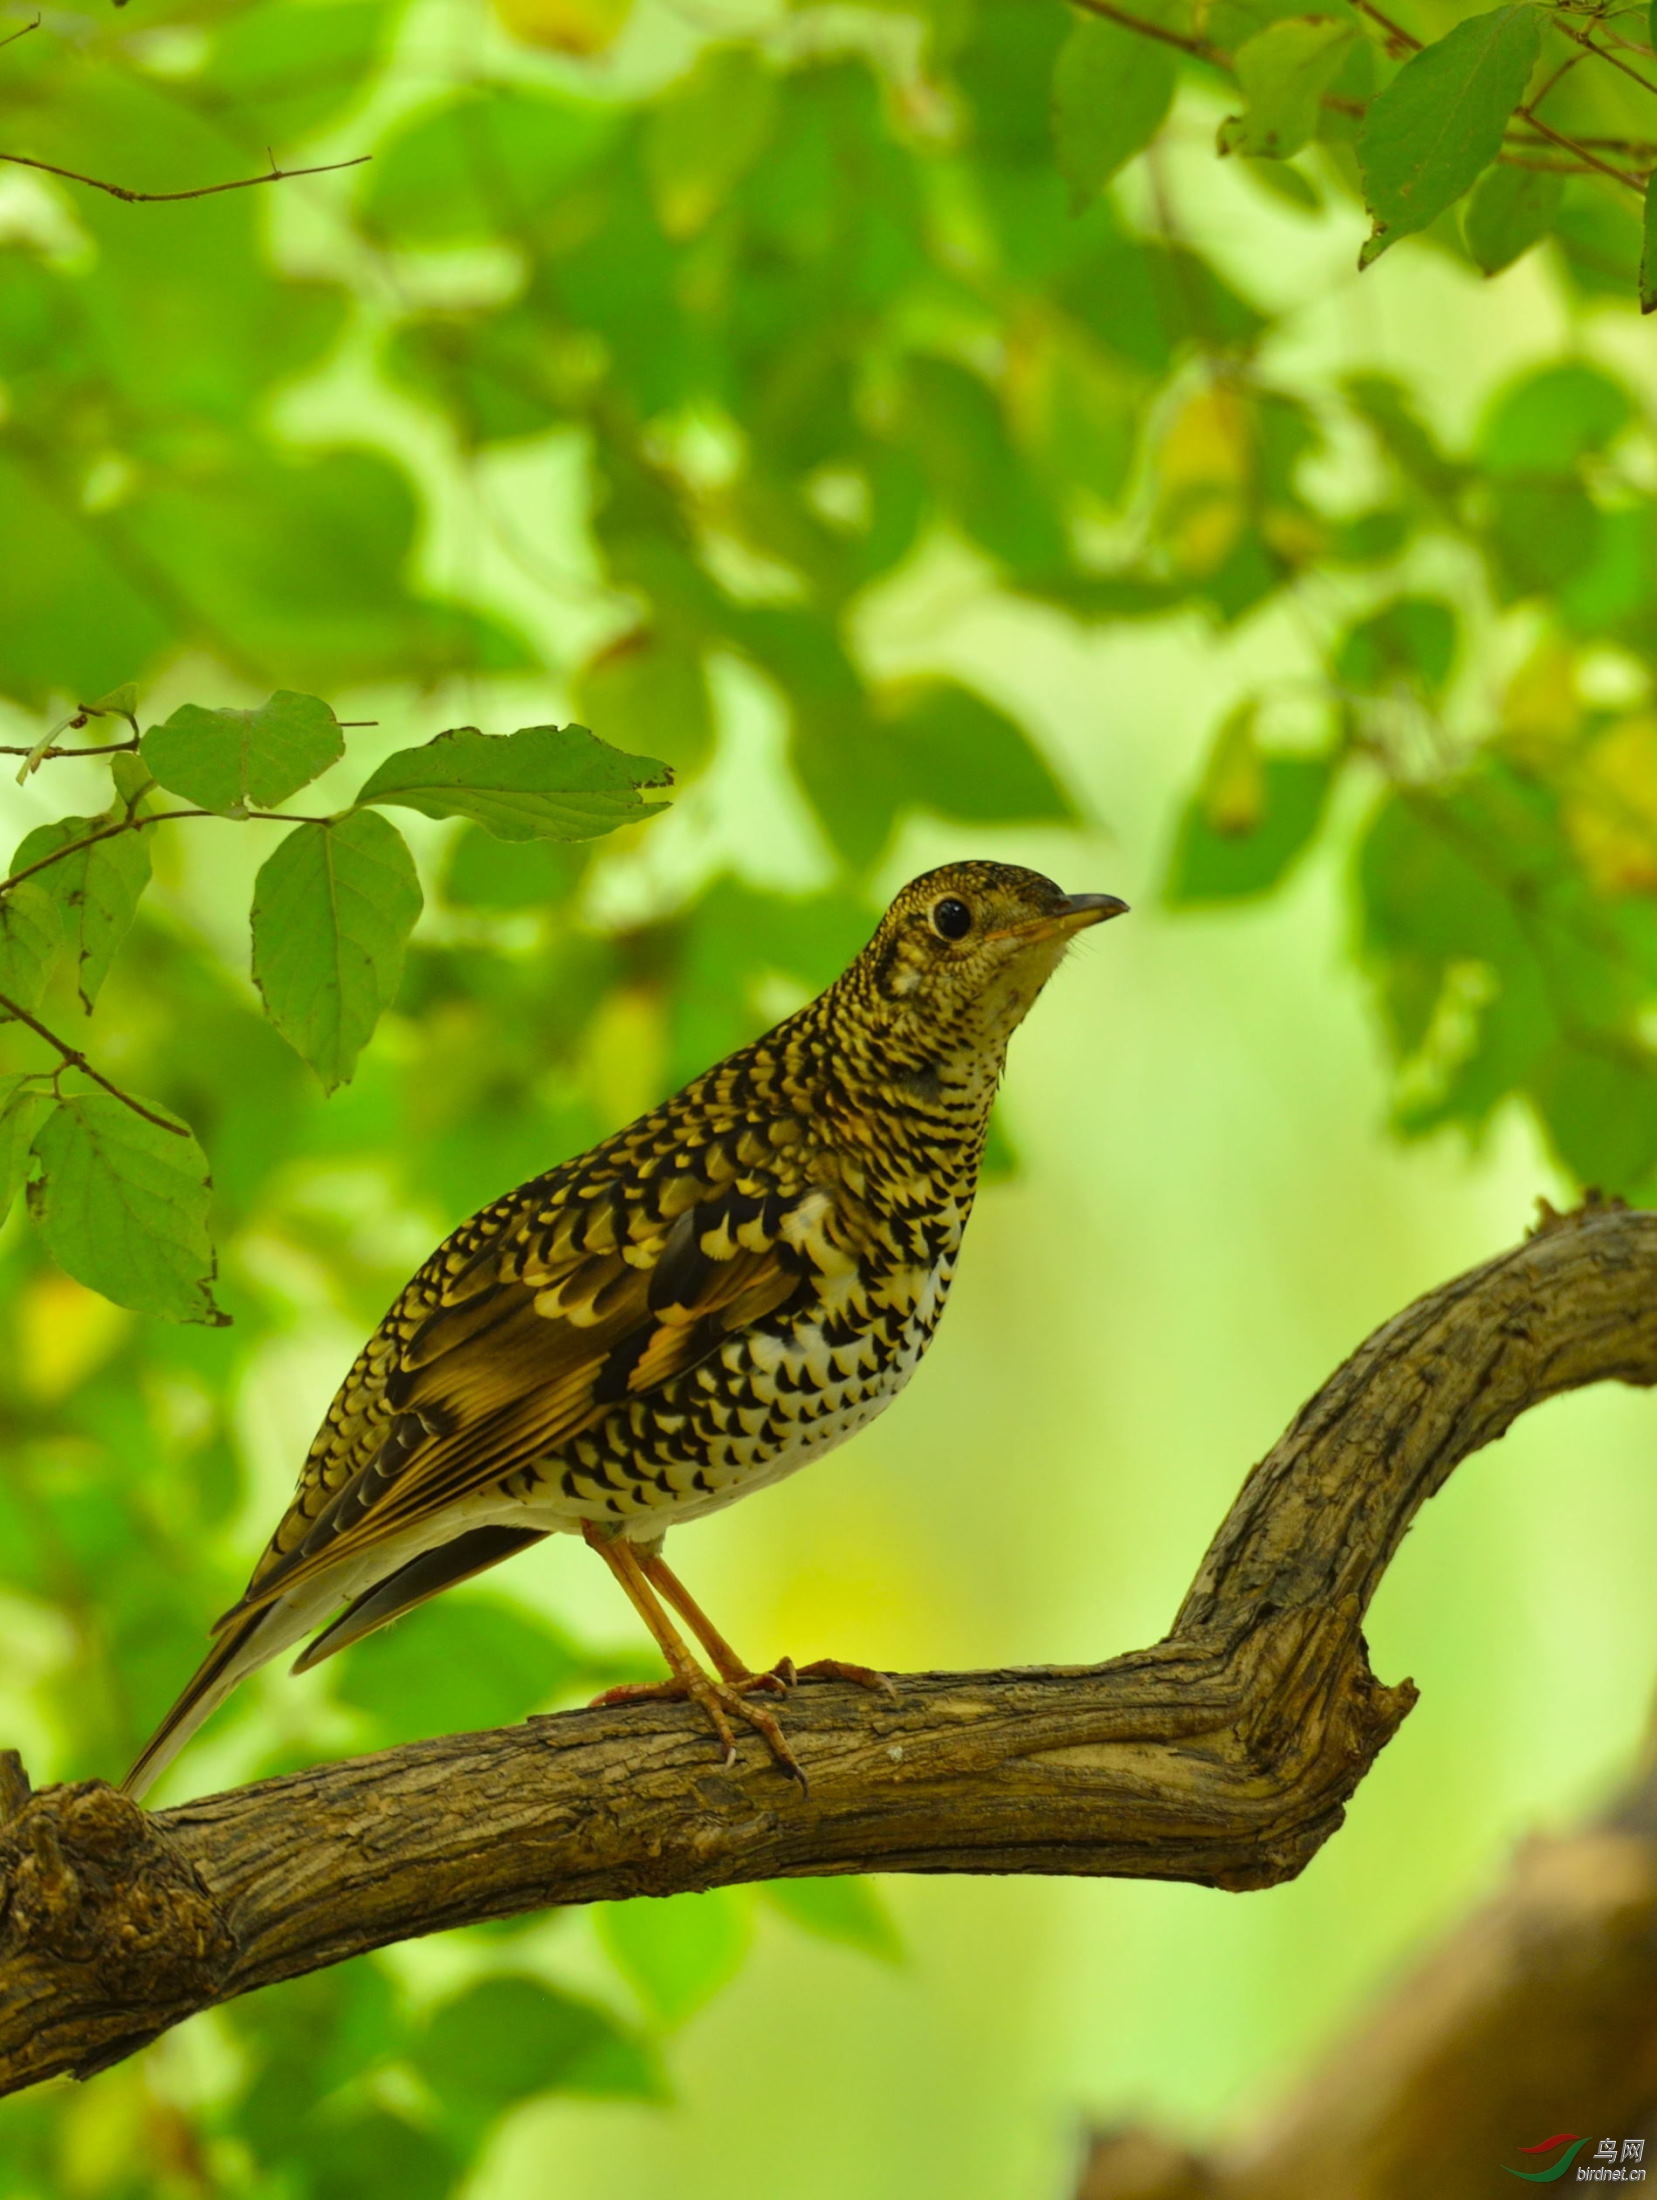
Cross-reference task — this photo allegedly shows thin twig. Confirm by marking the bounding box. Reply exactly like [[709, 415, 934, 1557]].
[[0, 998, 186, 1136], [0, 150, 370, 206], [1069, 0, 1232, 67], [1552, 15, 1657, 103], [2, 807, 331, 897], [1349, 0, 1420, 53], [0, 744, 139, 762], [0, 16, 39, 54]]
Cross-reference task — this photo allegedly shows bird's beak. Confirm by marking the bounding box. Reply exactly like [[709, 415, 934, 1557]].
[[987, 892, 1130, 944], [1052, 891, 1130, 932]]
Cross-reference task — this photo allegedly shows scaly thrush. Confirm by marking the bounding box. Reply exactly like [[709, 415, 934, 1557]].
[[124, 861, 1127, 1795]]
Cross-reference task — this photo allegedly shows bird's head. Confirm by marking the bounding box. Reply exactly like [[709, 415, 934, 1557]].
[[842, 860, 1129, 1070]]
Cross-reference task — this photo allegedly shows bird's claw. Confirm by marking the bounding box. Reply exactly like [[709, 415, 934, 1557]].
[[590, 1670, 806, 1785]]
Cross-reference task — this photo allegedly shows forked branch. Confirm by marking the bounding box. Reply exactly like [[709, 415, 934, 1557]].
[[1, 1198, 1653, 2096]]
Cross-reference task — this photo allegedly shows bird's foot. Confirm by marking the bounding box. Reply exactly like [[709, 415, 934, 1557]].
[[590, 1670, 804, 1782], [769, 1656, 897, 1700]]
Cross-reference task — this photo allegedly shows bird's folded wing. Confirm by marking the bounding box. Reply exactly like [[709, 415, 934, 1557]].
[[220, 1182, 820, 1625]]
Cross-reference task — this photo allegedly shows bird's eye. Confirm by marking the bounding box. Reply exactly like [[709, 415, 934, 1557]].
[[931, 897, 973, 941]]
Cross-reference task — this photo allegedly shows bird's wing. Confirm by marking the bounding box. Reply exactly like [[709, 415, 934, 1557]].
[[222, 1172, 825, 1625]]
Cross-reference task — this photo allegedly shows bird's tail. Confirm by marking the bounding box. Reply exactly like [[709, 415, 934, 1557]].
[[122, 1605, 285, 1803]]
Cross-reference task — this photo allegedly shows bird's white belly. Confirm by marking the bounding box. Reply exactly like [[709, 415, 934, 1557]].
[[521, 1256, 953, 1537]]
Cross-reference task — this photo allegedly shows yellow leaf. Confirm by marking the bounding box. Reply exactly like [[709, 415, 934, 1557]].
[[1156, 386, 1252, 574], [1502, 635, 1580, 760], [489, 0, 634, 56], [1200, 699, 1265, 836], [1158, 384, 1253, 493], [1565, 713, 1657, 893]]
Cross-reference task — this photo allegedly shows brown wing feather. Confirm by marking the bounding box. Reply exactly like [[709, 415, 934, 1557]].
[[221, 1187, 813, 1625]]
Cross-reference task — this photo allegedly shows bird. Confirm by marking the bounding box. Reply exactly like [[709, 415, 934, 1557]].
[[123, 860, 1127, 1798]]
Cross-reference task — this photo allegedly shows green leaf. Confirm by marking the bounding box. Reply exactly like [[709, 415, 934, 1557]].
[[882, 678, 1075, 823], [598, 1890, 751, 2027], [1336, 595, 1458, 695], [251, 811, 422, 1093], [10, 812, 151, 1010], [1531, 1042, 1657, 1195], [1463, 160, 1561, 276], [0, 1079, 51, 1227], [1641, 172, 1657, 313], [410, 1978, 661, 2134], [1479, 362, 1633, 475], [1165, 755, 1333, 903], [364, 90, 619, 244], [646, 45, 778, 237], [444, 827, 585, 912], [297, 2113, 458, 2200], [357, 722, 672, 842], [0, 883, 63, 1015], [1357, 5, 1541, 267], [332, 1594, 594, 1741], [1051, 16, 1176, 202], [85, 681, 139, 733], [1219, 17, 1356, 160], [890, 356, 1069, 575], [760, 1876, 903, 1960], [142, 692, 345, 814], [28, 1093, 225, 1325], [109, 753, 153, 808], [573, 628, 714, 775]]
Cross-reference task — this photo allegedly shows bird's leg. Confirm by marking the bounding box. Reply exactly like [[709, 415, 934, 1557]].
[[582, 1525, 803, 1781], [643, 1551, 895, 1704], [638, 1552, 787, 1697]]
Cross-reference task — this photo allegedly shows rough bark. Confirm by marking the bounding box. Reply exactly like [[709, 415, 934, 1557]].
[[2, 1197, 1654, 2098]]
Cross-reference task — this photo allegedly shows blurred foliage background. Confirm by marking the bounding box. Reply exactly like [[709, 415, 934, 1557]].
[[2, 0, 1657, 2192]]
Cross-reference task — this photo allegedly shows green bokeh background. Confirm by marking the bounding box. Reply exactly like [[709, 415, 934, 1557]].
[[2, 0, 1655, 2192]]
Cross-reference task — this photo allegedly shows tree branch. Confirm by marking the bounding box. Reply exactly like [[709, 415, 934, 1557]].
[[2, 1197, 1654, 2097]]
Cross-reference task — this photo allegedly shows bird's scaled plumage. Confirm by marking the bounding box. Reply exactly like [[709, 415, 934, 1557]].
[[124, 861, 1127, 1797]]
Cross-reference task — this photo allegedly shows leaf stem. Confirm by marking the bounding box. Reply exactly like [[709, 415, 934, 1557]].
[[0, 998, 187, 1136]]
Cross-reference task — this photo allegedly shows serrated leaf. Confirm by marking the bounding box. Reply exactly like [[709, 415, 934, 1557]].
[[1464, 159, 1561, 276], [1358, 5, 1540, 267], [355, 722, 672, 842], [251, 811, 422, 1093], [28, 1094, 225, 1325], [1219, 17, 1356, 160], [760, 1876, 903, 1961], [142, 691, 346, 813], [1051, 16, 1176, 202], [0, 1079, 51, 1227], [11, 813, 151, 1010], [599, 1891, 751, 2028], [0, 883, 63, 1015], [1642, 172, 1657, 313]]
